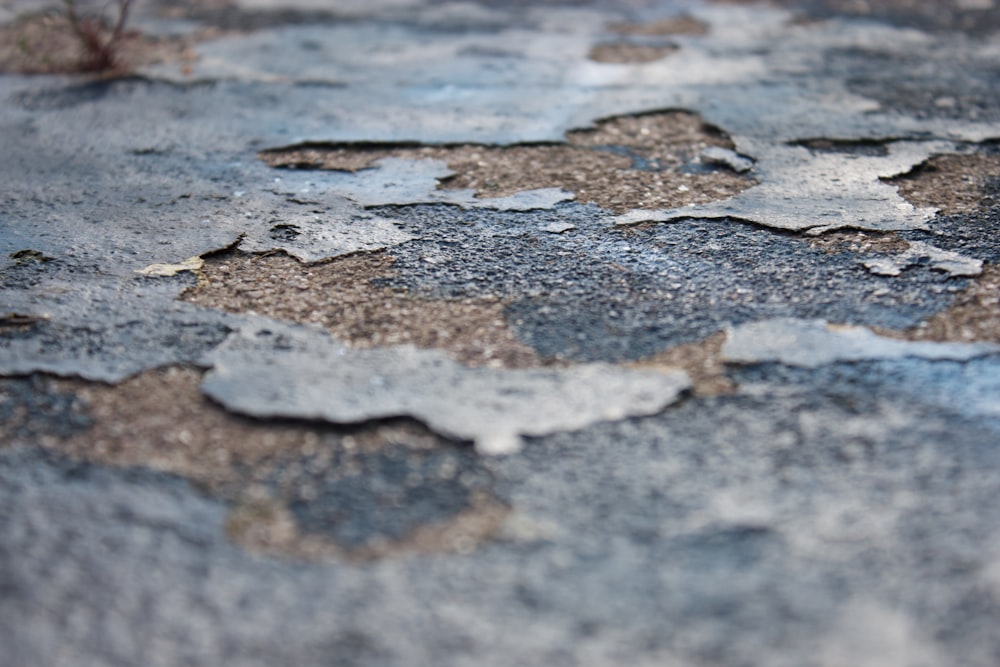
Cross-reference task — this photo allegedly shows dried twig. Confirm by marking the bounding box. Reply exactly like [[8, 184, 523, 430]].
[[62, 0, 134, 71]]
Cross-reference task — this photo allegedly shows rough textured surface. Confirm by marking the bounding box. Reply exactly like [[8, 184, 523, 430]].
[[367, 204, 967, 361], [2, 0, 1000, 665], [4, 359, 1000, 666], [262, 112, 754, 214], [0, 367, 508, 560], [0, 272, 235, 382], [888, 149, 1000, 216], [895, 263, 1000, 344], [186, 251, 546, 368]]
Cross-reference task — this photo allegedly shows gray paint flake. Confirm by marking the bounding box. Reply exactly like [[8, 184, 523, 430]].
[[613, 142, 948, 234], [0, 278, 236, 382], [863, 240, 984, 278], [701, 146, 754, 173], [723, 317, 1000, 368], [201, 320, 691, 454], [228, 191, 414, 262], [316, 158, 574, 211]]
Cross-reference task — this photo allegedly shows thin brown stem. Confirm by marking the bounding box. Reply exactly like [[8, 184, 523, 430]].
[[110, 0, 132, 42], [61, 0, 135, 72]]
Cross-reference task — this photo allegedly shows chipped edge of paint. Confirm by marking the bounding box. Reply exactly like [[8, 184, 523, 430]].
[[136, 256, 205, 277], [722, 317, 1000, 368]]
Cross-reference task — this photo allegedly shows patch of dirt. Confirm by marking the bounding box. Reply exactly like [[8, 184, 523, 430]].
[[885, 152, 1000, 216], [609, 15, 709, 36], [227, 490, 508, 562], [629, 331, 734, 396], [40, 367, 355, 489], [261, 112, 756, 215], [0, 10, 201, 74], [588, 42, 678, 63], [3, 367, 509, 560], [184, 251, 547, 369], [808, 230, 910, 254], [878, 263, 1000, 343]]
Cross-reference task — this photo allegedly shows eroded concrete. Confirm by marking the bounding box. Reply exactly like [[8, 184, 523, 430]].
[[185, 251, 546, 368], [261, 111, 754, 215], [0, 368, 510, 560], [2, 0, 1000, 664]]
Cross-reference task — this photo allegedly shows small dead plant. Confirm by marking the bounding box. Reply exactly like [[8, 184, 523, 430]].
[[62, 0, 134, 71]]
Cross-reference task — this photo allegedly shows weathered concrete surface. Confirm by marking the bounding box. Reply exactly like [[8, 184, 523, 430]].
[[2, 0, 1000, 665]]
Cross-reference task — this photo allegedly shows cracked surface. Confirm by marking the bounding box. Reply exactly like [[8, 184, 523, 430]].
[[888, 150, 1000, 216], [3, 0, 1000, 665], [262, 112, 755, 215], [200, 319, 691, 455], [890, 264, 1000, 344], [1, 367, 508, 560], [185, 251, 546, 368], [629, 331, 735, 397]]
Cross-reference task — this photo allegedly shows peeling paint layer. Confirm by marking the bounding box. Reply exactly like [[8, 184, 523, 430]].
[[0, 277, 235, 382], [202, 320, 691, 454], [863, 240, 983, 278], [216, 191, 415, 262], [724, 317, 1000, 368], [309, 157, 574, 211], [614, 142, 950, 234], [261, 112, 753, 214]]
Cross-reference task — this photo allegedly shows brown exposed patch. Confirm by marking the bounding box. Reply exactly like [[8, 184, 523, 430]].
[[7, 367, 509, 560], [227, 491, 509, 562], [609, 15, 710, 36], [877, 263, 1000, 344], [588, 42, 678, 63], [40, 367, 363, 489], [885, 152, 1000, 216], [0, 11, 203, 74], [184, 251, 546, 369], [629, 331, 734, 396], [261, 112, 755, 215], [808, 230, 910, 254]]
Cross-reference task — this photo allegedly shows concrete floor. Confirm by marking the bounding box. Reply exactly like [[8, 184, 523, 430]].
[[1, 1, 999, 665]]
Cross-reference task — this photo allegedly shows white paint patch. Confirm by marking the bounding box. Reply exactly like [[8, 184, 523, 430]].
[[318, 158, 574, 211], [615, 142, 948, 234], [863, 240, 983, 278], [202, 320, 691, 454], [723, 317, 999, 367]]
